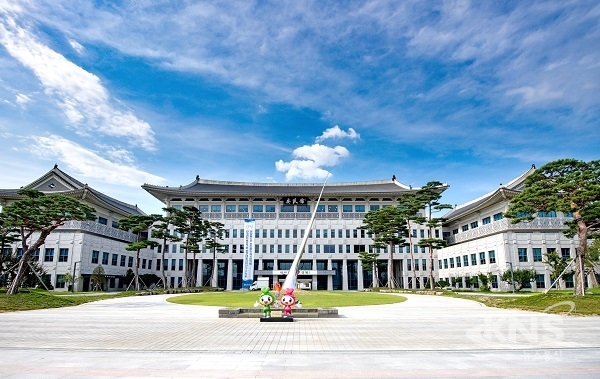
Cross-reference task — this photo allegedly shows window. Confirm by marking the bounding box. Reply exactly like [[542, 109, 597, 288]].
[[55, 275, 66, 289], [353, 230, 358, 238], [316, 205, 325, 212], [211, 205, 221, 212], [91, 250, 99, 264], [111, 254, 118, 266], [342, 205, 353, 212], [443, 259, 448, 269], [407, 260, 411, 271], [59, 248, 69, 262], [238, 205, 248, 212], [265, 205, 276, 213], [255, 229, 260, 238], [422, 259, 427, 271], [281, 205, 294, 212], [533, 248, 542, 262], [412, 229, 417, 238], [98, 217, 108, 225], [44, 248, 54, 262], [449, 257, 454, 268], [156, 259, 161, 270], [226, 205, 236, 212], [163, 259, 169, 270], [369, 205, 380, 211], [323, 229, 328, 238], [489, 250, 496, 264], [172, 244, 177, 254], [179, 259, 184, 270], [493, 213, 503, 221], [482, 216, 491, 225], [120, 255, 126, 266], [102, 252, 109, 265], [439, 260, 443, 269], [470, 221, 478, 229], [324, 245, 335, 254], [355, 205, 365, 212], [253, 205, 263, 212], [316, 245, 321, 253], [456, 256, 461, 267], [128, 256, 133, 267], [518, 248, 528, 262], [316, 230, 321, 238], [233, 229, 238, 238], [536, 274, 545, 288], [538, 211, 556, 218], [491, 275, 498, 288], [328, 205, 338, 213], [148, 260, 152, 270], [112, 221, 119, 228], [461, 225, 469, 232], [463, 255, 469, 266], [199, 205, 209, 212], [414, 259, 420, 271], [452, 229, 459, 235], [297, 205, 310, 212], [561, 248, 571, 259], [16, 248, 23, 258], [142, 259, 147, 269], [270, 229, 275, 238], [471, 253, 477, 266], [338, 229, 343, 238], [420, 229, 425, 238], [171, 259, 176, 271], [285, 229, 290, 238]]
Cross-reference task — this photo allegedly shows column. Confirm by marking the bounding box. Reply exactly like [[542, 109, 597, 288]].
[[226, 258, 233, 290]]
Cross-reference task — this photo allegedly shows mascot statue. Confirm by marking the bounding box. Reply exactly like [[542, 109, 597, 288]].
[[254, 287, 275, 318], [280, 288, 301, 318]]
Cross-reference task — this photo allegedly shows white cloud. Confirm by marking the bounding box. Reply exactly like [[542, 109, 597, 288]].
[[0, 15, 156, 150], [68, 38, 84, 54], [506, 84, 564, 106], [29, 135, 164, 187], [315, 125, 360, 143], [275, 144, 349, 181], [15, 92, 30, 105]]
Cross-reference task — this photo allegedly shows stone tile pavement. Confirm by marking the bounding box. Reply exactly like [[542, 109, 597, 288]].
[[1, 293, 599, 378]]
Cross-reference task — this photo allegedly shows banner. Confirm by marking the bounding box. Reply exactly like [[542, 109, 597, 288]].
[[241, 219, 256, 290]]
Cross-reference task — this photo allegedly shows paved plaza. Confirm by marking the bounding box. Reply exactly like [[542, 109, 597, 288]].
[[1, 293, 599, 378]]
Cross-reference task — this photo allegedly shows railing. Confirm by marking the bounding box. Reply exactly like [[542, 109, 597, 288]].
[[57, 220, 137, 242], [252, 213, 277, 219], [444, 218, 568, 245], [342, 212, 365, 219], [203, 212, 368, 220], [224, 212, 249, 219]]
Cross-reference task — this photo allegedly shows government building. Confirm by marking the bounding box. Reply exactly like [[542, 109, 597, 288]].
[[1, 165, 589, 292]]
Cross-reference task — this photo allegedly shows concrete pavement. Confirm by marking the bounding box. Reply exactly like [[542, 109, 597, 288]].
[[0, 293, 599, 378]]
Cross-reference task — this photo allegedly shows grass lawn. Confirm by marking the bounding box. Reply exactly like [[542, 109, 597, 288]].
[[167, 290, 407, 308], [453, 289, 600, 315], [0, 289, 135, 312]]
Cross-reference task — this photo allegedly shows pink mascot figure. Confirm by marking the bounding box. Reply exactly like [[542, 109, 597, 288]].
[[280, 288, 300, 318]]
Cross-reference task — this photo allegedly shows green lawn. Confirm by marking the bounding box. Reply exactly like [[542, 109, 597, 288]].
[[0, 289, 134, 312], [167, 290, 407, 308]]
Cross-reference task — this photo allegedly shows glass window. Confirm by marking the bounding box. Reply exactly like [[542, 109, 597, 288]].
[[482, 217, 491, 225], [493, 212, 503, 221], [463, 255, 469, 266], [342, 205, 353, 212], [102, 252, 109, 265], [470, 221, 478, 229], [561, 248, 571, 259], [98, 217, 108, 225], [120, 255, 126, 266], [316, 205, 325, 212], [297, 205, 310, 212], [471, 253, 477, 265], [456, 256, 461, 267], [449, 257, 454, 268], [128, 256, 134, 267], [265, 205, 276, 212], [281, 205, 294, 212], [253, 205, 263, 212], [462, 225, 469, 232], [538, 211, 556, 218], [452, 229, 459, 235], [112, 221, 119, 228], [211, 205, 221, 212], [238, 205, 248, 212], [479, 252, 486, 265], [91, 250, 99, 264], [443, 259, 448, 269], [44, 248, 54, 262], [59, 248, 69, 262], [226, 205, 236, 212], [111, 254, 118, 266], [316, 230, 321, 238], [369, 205, 380, 211], [355, 205, 365, 212], [489, 250, 496, 264], [328, 205, 338, 212], [179, 259, 184, 270], [420, 229, 425, 238], [518, 248, 528, 262], [285, 230, 290, 238], [536, 274, 545, 288], [199, 205, 209, 212], [323, 229, 328, 238], [533, 248, 543, 262]]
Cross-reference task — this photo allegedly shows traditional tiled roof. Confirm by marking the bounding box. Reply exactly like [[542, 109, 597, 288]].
[[142, 177, 445, 202], [0, 166, 145, 216], [443, 166, 535, 222]]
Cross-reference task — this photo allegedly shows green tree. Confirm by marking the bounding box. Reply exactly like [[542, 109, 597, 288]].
[[203, 220, 225, 288], [505, 159, 600, 296], [477, 273, 491, 292], [415, 182, 452, 290], [3, 189, 96, 294], [501, 268, 537, 292], [151, 211, 181, 288], [168, 206, 207, 287], [360, 206, 407, 289], [119, 214, 161, 290], [543, 249, 573, 289], [62, 271, 82, 292], [90, 265, 106, 291], [358, 250, 381, 288], [586, 239, 600, 288], [396, 193, 425, 289]]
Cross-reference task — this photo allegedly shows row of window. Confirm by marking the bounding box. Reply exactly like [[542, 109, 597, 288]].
[[439, 250, 497, 269], [444, 274, 549, 289], [27, 248, 70, 263], [91, 250, 140, 268], [518, 247, 571, 263], [192, 204, 377, 213]]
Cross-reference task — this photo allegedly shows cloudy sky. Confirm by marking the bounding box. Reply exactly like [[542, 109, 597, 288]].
[[1, 0, 598, 214]]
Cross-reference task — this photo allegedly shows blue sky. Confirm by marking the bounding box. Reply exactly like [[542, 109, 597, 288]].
[[1, 1, 599, 214]]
